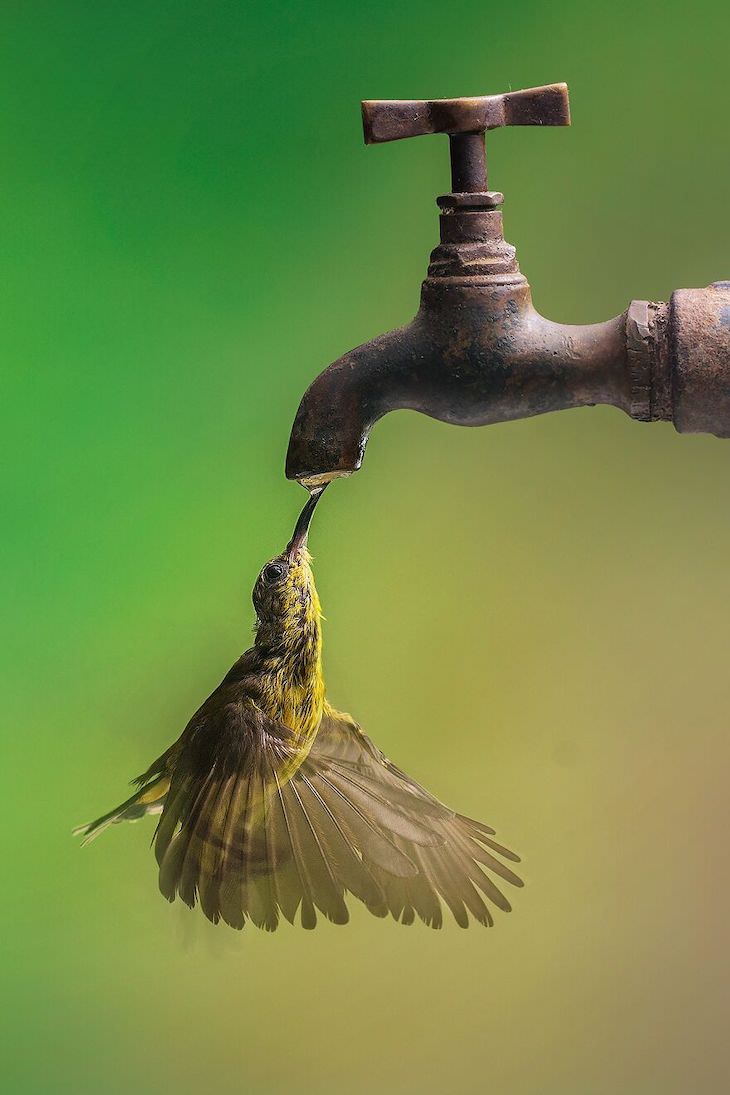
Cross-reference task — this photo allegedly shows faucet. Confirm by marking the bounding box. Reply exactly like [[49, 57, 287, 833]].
[[286, 82, 730, 488]]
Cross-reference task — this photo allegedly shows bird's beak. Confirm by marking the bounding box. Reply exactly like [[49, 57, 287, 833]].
[[286, 485, 327, 561]]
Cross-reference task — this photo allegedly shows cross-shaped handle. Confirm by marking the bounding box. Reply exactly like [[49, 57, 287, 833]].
[[362, 82, 570, 194]]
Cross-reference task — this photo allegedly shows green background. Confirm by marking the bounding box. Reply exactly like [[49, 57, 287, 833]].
[[3, 2, 730, 1092]]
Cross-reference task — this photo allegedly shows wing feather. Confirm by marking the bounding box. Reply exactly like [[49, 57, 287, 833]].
[[149, 698, 521, 931], [249, 764, 281, 931], [312, 771, 419, 878], [158, 768, 218, 904], [308, 707, 523, 927], [322, 764, 445, 845], [233, 769, 268, 929], [282, 777, 350, 925], [218, 774, 251, 929], [272, 769, 317, 929], [298, 774, 387, 917]]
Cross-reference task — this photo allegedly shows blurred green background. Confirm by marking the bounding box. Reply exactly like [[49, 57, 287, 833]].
[[3, 1, 730, 1092]]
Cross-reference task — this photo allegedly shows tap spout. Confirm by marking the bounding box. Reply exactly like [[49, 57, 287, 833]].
[[286, 274, 635, 486], [285, 323, 425, 487]]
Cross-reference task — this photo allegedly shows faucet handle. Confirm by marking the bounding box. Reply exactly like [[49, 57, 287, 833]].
[[362, 82, 570, 195]]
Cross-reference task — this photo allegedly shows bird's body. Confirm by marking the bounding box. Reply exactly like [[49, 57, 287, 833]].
[[76, 492, 522, 929]]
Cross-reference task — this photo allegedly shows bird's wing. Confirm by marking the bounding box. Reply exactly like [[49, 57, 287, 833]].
[[154, 698, 522, 930], [307, 706, 523, 927]]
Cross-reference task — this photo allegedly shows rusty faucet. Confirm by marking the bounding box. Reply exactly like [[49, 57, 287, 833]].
[[286, 82, 730, 487]]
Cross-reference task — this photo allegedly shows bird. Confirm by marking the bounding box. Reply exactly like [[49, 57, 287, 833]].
[[75, 488, 523, 929]]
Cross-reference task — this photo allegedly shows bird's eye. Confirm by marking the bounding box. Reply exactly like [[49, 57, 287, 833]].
[[262, 561, 287, 585]]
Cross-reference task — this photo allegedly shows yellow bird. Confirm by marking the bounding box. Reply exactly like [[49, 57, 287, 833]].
[[75, 490, 522, 929]]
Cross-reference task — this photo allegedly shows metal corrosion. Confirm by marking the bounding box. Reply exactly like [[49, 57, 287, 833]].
[[361, 83, 571, 144], [287, 82, 730, 485]]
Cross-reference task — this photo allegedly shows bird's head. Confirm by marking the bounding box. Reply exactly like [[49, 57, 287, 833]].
[[252, 489, 325, 640]]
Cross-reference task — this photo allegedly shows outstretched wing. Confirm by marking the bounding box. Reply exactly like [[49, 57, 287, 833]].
[[155, 699, 522, 930], [309, 706, 523, 927]]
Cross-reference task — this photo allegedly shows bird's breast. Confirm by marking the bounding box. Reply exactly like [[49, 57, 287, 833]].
[[258, 659, 325, 751]]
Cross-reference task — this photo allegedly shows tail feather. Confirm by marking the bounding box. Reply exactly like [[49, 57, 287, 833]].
[[74, 777, 170, 846]]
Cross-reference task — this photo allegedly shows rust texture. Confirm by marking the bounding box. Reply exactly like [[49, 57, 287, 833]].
[[286, 83, 730, 486], [670, 284, 730, 437], [361, 83, 570, 145]]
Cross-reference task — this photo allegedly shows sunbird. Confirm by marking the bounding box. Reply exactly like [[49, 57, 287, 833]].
[[76, 489, 522, 929]]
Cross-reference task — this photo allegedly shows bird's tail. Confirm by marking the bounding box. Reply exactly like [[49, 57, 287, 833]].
[[73, 776, 170, 846]]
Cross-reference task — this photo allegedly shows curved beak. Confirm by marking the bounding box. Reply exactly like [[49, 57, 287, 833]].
[[286, 485, 328, 561]]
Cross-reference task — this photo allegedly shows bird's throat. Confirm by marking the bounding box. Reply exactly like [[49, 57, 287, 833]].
[[255, 608, 325, 750]]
